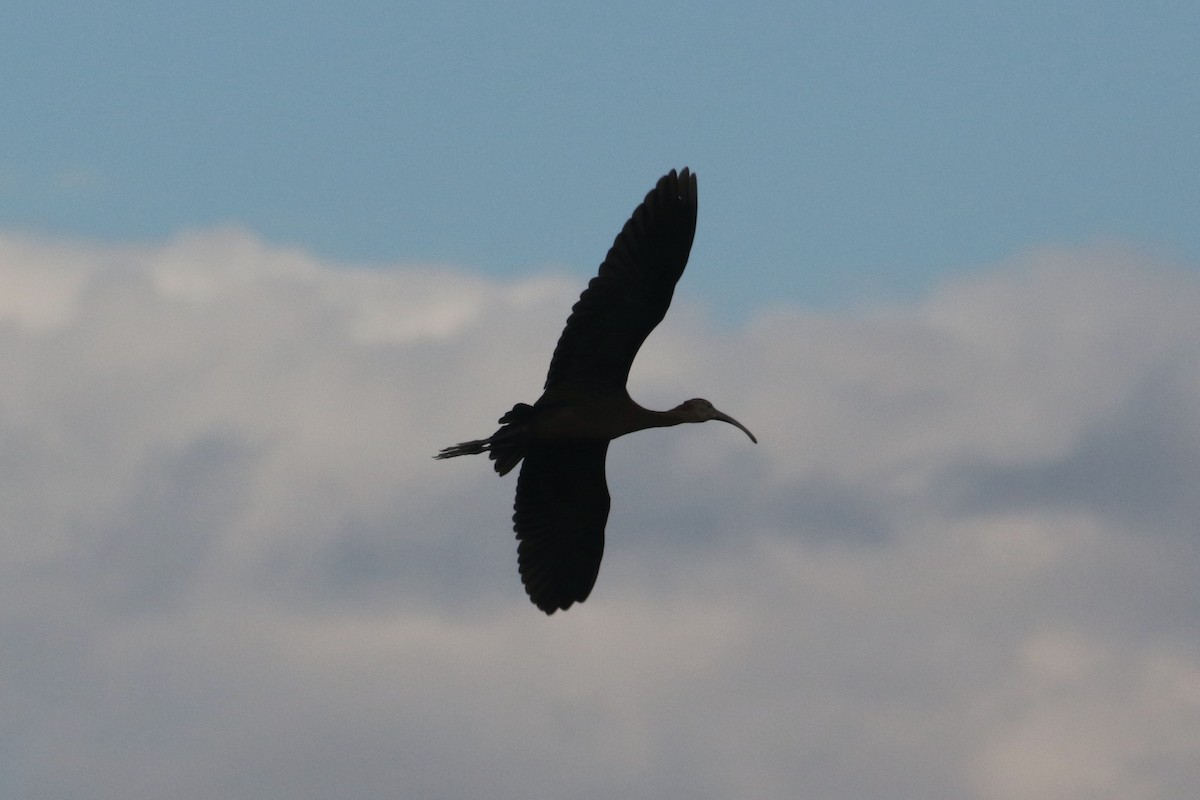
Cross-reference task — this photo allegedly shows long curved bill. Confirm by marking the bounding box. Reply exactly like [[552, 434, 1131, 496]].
[[714, 410, 758, 444]]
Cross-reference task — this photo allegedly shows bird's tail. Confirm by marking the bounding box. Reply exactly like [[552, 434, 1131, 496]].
[[434, 403, 534, 476], [434, 439, 491, 459]]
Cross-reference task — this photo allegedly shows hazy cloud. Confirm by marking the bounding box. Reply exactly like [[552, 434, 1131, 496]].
[[1, 230, 1197, 799]]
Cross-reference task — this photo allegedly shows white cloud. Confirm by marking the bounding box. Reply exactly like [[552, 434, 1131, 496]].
[[1, 230, 1197, 799]]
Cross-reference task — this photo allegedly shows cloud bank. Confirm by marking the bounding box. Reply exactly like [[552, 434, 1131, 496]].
[[2, 230, 1198, 799]]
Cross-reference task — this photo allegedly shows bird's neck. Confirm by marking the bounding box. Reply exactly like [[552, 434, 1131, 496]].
[[628, 405, 686, 434]]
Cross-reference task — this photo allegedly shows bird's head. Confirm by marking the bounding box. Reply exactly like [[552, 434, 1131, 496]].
[[674, 399, 758, 443]]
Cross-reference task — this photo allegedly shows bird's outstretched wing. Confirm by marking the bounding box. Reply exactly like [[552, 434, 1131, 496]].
[[543, 168, 698, 392], [512, 442, 611, 614]]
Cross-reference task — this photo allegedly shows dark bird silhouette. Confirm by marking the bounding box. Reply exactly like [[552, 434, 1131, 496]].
[[435, 168, 756, 614]]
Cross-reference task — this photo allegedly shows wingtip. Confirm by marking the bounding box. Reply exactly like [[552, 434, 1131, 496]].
[[653, 167, 698, 211], [531, 592, 583, 615], [536, 598, 566, 615], [662, 166, 696, 188]]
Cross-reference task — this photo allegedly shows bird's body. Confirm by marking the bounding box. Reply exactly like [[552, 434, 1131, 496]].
[[520, 391, 696, 443], [436, 169, 756, 614]]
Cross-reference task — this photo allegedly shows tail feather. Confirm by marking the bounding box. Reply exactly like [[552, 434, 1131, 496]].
[[435, 406, 532, 476], [434, 439, 490, 459]]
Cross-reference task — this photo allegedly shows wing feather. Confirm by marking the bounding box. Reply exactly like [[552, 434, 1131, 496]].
[[543, 168, 698, 392], [512, 443, 610, 614]]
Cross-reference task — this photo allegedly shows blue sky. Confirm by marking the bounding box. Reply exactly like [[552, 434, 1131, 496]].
[[4, 1, 1197, 317]]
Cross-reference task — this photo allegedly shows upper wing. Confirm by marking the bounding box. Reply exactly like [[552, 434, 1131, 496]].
[[543, 168, 698, 392], [512, 442, 611, 614]]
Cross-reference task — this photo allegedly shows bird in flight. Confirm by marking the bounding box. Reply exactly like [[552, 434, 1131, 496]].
[[436, 168, 756, 614]]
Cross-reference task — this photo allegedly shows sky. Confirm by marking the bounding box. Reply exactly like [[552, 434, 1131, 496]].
[[3, 3, 1200, 799], [4, 1, 1199, 314]]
